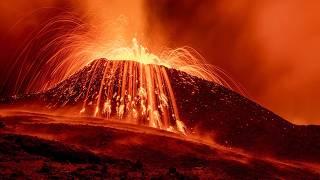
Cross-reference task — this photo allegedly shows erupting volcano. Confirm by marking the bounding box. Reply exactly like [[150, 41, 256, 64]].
[[4, 38, 243, 135], [1, 16, 320, 179]]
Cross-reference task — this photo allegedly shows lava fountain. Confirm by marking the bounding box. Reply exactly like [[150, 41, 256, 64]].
[[8, 15, 244, 135], [77, 57, 185, 134]]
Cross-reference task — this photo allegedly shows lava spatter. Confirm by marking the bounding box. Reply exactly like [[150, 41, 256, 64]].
[[49, 59, 187, 134]]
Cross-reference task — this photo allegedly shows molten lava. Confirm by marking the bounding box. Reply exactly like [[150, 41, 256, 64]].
[[77, 59, 186, 134]]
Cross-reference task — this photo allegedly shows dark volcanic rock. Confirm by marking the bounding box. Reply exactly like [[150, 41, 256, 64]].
[[168, 68, 320, 162], [0, 121, 5, 128], [0, 130, 319, 179]]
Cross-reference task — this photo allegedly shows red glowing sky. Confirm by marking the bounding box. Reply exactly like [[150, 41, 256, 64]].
[[0, 0, 319, 124]]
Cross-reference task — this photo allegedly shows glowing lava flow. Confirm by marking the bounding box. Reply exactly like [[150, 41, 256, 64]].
[[77, 58, 186, 134]]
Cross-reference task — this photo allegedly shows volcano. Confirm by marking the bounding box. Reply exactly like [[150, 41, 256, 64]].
[[1, 59, 319, 179]]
